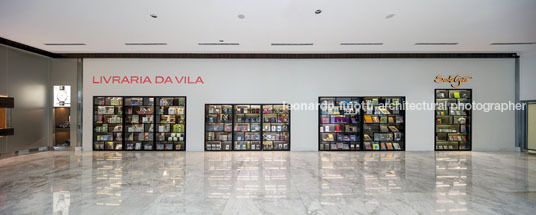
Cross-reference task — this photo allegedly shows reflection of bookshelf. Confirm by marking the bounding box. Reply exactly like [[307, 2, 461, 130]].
[[319, 97, 361, 151], [204, 104, 291, 151], [124, 97, 154, 151], [362, 97, 405, 151], [155, 97, 186, 151], [93, 97, 123, 151], [205, 104, 233, 151], [435, 89, 472, 151], [262, 104, 290, 151]]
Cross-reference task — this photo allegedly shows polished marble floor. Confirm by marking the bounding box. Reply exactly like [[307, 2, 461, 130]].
[[0, 151, 535, 214]]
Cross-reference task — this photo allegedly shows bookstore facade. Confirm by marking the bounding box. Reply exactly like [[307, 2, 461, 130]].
[[83, 58, 516, 152]]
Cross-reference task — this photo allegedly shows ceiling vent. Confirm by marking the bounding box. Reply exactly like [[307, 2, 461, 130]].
[[44, 43, 86, 46], [415, 43, 458, 45], [340, 43, 383, 46], [271, 43, 314, 46], [198, 42, 240, 46], [490, 42, 536, 45], [125, 43, 167, 46]]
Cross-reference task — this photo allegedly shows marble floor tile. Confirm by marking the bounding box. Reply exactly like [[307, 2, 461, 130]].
[[1, 151, 536, 214]]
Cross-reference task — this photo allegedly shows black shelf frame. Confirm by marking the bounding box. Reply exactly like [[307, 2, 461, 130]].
[[434, 89, 472, 151], [93, 96, 124, 151], [154, 97, 187, 151], [92, 96, 187, 151], [318, 96, 406, 151], [204, 103, 291, 151]]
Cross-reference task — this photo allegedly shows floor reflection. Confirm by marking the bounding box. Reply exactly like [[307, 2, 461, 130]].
[[0, 151, 535, 214]]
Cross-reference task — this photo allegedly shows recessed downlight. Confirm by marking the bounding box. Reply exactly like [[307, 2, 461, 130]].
[[271, 43, 314, 46], [385, 14, 395, 19], [340, 43, 384, 46], [315, 9, 322, 14], [150, 14, 158, 18], [125, 43, 167, 46], [238, 14, 245, 19], [198, 42, 239, 46], [415, 43, 458, 46], [44, 43, 86, 46], [490, 42, 536, 45]]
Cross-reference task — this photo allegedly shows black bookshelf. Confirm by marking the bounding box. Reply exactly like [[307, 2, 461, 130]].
[[362, 97, 405, 151], [435, 89, 472, 151], [319, 97, 361, 151], [318, 96, 406, 151], [92, 96, 187, 151], [204, 104, 291, 151], [93, 97, 123, 151], [155, 97, 187, 151], [262, 104, 290, 151]]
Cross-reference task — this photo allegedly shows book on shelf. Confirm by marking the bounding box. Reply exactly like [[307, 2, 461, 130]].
[[365, 142, 372, 150], [380, 143, 387, 150], [364, 115, 373, 123], [388, 116, 395, 123], [396, 116, 403, 123], [393, 142, 401, 150], [380, 125, 389, 132], [386, 142, 394, 150], [380, 116, 388, 123], [364, 134, 372, 141], [372, 143, 380, 150], [389, 126, 399, 132], [394, 132, 402, 141]]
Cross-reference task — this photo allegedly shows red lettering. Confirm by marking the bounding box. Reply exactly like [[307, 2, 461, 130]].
[[121, 76, 130, 84], [103, 76, 111, 84], [155, 76, 164, 84], [143, 76, 152, 84], [93, 76, 101, 84], [196, 76, 204, 84], [131, 76, 139, 84], [112, 76, 120, 84], [164, 76, 173, 84]]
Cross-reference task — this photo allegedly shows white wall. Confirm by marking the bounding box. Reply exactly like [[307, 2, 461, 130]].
[[83, 58, 516, 151], [520, 51, 536, 101]]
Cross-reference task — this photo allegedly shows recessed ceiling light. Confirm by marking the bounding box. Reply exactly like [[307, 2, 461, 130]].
[[315, 9, 322, 14], [125, 43, 167, 46], [490, 42, 536, 45], [150, 14, 158, 18], [198, 42, 239, 46], [44, 43, 86, 46], [385, 14, 395, 19], [271, 43, 314, 46], [238, 14, 245, 19], [415, 42, 458, 46], [340, 43, 384, 46]]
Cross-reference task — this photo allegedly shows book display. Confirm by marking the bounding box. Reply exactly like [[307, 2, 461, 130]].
[[205, 104, 234, 151], [124, 97, 154, 151], [319, 97, 361, 151], [92, 96, 187, 151], [262, 104, 290, 151], [204, 104, 291, 151], [155, 97, 186, 151], [234, 105, 262, 150], [93, 97, 123, 150], [435, 89, 472, 150], [362, 97, 405, 151]]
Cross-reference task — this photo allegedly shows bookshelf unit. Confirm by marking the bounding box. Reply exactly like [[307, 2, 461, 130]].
[[93, 97, 123, 151], [155, 97, 187, 151], [205, 104, 233, 151], [319, 97, 361, 151], [124, 97, 155, 151], [204, 104, 291, 151], [92, 96, 187, 151], [435, 89, 472, 151], [362, 97, 405, 151], [262, 104, 290, 151]]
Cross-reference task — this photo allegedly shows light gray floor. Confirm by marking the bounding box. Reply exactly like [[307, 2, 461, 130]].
[[0, 151, 535, 214]]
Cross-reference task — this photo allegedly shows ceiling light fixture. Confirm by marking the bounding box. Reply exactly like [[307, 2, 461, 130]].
[[490, 42, 536, 45], [44, 43, 86, 46], [238, 14, 245, 19], [385, 14, 395, 19], [315, 9, 322, 14], [415, 43, 458, 45], [125, 43, 167, 46], [271, 43, 314, 46], [150, 14, 158, 18], [340, 43, 384, 46]]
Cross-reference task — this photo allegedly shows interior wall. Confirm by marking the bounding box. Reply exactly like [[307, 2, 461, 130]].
[[0, 45, 51, 154], [83, 58, 516, 152], [50, 59, 78, 147], [520, 51, 536, 101]]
